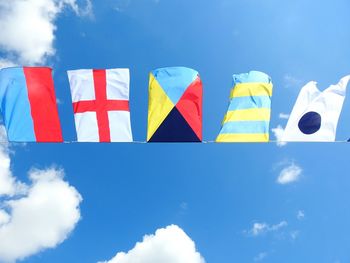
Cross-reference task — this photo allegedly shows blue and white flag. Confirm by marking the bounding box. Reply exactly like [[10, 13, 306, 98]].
[[282, 75, 350, 142]]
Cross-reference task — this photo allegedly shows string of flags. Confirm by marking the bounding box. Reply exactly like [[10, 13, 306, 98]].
[[0, 66, 349, 143]]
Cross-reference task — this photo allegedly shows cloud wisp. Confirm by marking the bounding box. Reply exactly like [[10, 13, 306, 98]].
[[283, 74, 303, 89], [271, 125, 287, 147], [254, 252, 268, 262], [247, 221, 288, 237], [278, 113, 290, 120], [297, 210, 305, 220], [277, 162, 302, 185]]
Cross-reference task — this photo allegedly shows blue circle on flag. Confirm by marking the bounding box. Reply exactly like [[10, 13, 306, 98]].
[[298, 111, 321, 134]]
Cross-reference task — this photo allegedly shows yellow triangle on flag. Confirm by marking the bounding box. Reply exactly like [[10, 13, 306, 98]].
[[147, 73, 175, 141]]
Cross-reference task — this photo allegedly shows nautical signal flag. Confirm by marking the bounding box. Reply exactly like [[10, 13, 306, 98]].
[[147, 67, 202, 142], [0, 67, 63, 142], [282, 75, 350, 142], [216, 71, 273, 142], [67, 69, 133, 142]]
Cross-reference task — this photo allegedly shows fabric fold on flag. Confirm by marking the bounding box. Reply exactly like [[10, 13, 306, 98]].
[[67, 68, 133, 142], [216, 71, 273, 142], [282, 75, 350, 142], [0, 66, 63, 142], [147, 67, 203, 142]]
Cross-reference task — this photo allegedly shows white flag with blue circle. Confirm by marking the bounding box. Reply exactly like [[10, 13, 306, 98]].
[[282, 75, 350, 142]]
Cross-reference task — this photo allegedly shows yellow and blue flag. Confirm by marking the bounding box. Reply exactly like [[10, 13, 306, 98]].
[[216, 71, 273, 142]]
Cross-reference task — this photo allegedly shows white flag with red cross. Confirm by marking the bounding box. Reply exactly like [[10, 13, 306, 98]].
[[67, 68, 133, 142]]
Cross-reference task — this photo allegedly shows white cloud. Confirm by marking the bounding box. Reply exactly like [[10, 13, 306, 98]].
[[297, 210, 305, 220], [250, 222, 268, 236], [284, 74, 303, 89], [269, 221, 288, 231], [277, 163, 302, 185], [180, 202, 188, 210], [279, 113, 290, 120], [271, 125, 287, 147], [99, 225, 205, 263], [271, 114, 289, 147], [0, 0, 92, 65], [290, 230, 299, 240], [0, 131, 15, 195], [0, 126, 26, 197], [113, 0, 131, 12], [0, 126, 82, 263], [0, 210, 10, 226], [248, 221, 288, 237], [0, 59, 16, 69], [254, 252, 268, 262]]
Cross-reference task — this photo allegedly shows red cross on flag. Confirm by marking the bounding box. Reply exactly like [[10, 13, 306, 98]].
[[67, 68, 133, 142]]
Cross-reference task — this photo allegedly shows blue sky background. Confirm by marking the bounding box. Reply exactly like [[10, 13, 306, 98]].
[[4, 0, 350, 262]]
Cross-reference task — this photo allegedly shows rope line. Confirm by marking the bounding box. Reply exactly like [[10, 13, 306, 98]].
[[0, 140, 349, 144]]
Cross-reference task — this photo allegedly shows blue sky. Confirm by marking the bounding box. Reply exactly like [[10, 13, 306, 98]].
[[1, 0, 350, 262]]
